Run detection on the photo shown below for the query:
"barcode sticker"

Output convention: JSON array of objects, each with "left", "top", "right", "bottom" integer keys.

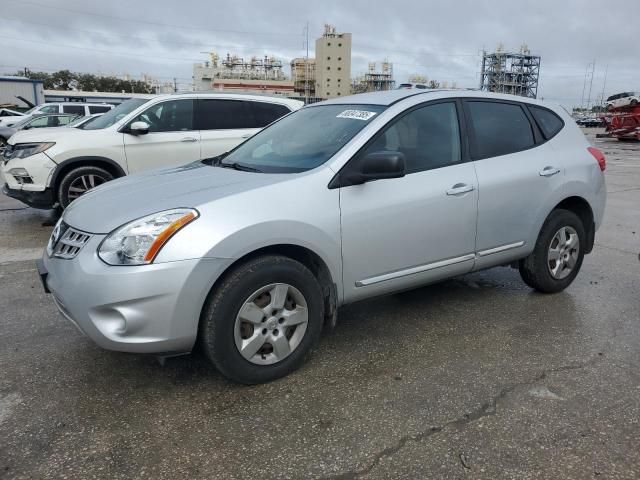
[{"left": 336, "top": 110, "right": 378, "bottom": 121}]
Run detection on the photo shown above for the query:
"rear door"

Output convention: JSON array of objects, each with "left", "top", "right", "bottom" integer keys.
[
  {"left": 464, "top": 99, "right": 564, "bottom": 268},
  {"left": 123, "top": 99, "right": 200, "bottom": 173},
  {"left": 196, "top": 99, "right": 292, "bottom": 159},
  {"left": 196, "top": 99, "right": 258, "bottom": 159}
]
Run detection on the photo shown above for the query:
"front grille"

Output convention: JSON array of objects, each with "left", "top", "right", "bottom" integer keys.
[{"left": 51, "top": 225, "right": 91, "bottom": 259}]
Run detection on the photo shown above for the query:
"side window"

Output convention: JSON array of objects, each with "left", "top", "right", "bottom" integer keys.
[
  {"left": 246, "top": 102, "right": 291, "bottom": 128},
  {"left": 361, "top": 102, "right": 461, "bottom": 174},
  {"left": 131, "top": 99, "right": 194, "bottom": 132},
  {"left": 55, "top": 115, "right": 76, "bottom": 126},
  {"left": 196, "top": 100, "right": 253, "bottom": 130},
  {"left": 62, "top": 105, "right": 86, "bottom": 115},
  {"left": 88, "top": 105, "right": 111, "bottom": 114},
  {"left": 467, "top": 101, "right": 534, "bottom": 159},
  {"left": 26, "top": 116, "right": 50, "bottom": 128},
  {"left": 529, "top": 106, "right": 564, "bottom": 140},
  {"left": 40, "top": 105, "right": 59, "bottom": 114}
]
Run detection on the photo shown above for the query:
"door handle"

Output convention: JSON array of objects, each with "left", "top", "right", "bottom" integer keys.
[
  {"left": 446, "top": 183, "right": 475, "bottom": 196},
  {"left": 539, "top": 166, "right": 561, "bottom": 177},
  {"left": 180, "top": 137, "right": 198, "bottom": 142},
  {"left": 241, "top": 133, "right": 253, "bottom": 139}
]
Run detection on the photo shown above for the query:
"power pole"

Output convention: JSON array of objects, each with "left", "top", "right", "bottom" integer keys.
[
  {"left": 580, "top": 63, "right": 589, "bottom": 110},
  {"left": 599, "top": 64, "right": 609, "bottom": 107},
  {"left": 586, "top": 60, "right": 595, "bottom": 111},
  {"left": 173, "top": 77, "right": 177, "bottom": 93},
  {"left": 304, "top": 21, "right": 309, "bottom": 104}
]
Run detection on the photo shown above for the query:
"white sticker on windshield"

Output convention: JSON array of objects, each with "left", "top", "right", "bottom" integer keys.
[{"left": 336, "top": 109, "right": 377, "bottom": 121}]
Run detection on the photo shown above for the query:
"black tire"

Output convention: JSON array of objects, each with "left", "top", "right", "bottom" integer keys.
[
  {"left": 631, "top": 99, "right": 638, "bottom": 107},
  {"left": 57, "top": 165, "right": 113, "bottom": 209},
  {"left": 519, "top": 209, "right": 586, "bottom": 293},
  {"left": 199, "top": 255, "right": 324, "bottom": 384},
  {"left": 0, "top": 136, "right": 6, "bottom": 148}
]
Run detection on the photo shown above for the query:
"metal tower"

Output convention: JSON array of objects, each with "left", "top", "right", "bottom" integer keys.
[{"left": 480, "top": 45, "right": 541, "bottom": 98}]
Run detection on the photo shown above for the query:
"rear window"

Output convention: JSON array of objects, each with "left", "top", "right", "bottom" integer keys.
[
  {"left": 62, "top": 105, "right": 86, "bottom": 115},
  {"left": 467, "top": 101, "right": 535, "bottom": 159},
  {"left": 196, "top": 100, "right": 290, "bottom": 130},
  {"left": 88, "top": 105, "right": 112, "bottom": 114},
  {"left": 197, "top": 100, "right": 252, "bottom": 130},
  {"left": 246, "top": 102, "right": 291, "bottom": 127},
  {"left": 529, "top": 106, "right": 564, "bottom": 140}
]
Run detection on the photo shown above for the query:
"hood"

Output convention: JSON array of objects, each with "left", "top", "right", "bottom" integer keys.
[
  {"left": 8, "top": 125, "right": 88, "bottom": 145},
  {"left": 63, "top": 162, "right": 289, "bottom": 233},
  {"left": 0, "top": 115, "right": 29, "bottom": 127}
]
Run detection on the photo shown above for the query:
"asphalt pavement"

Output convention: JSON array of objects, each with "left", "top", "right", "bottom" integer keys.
[{"left": 0, "top": 130, "right": 638, "bottom": 479}]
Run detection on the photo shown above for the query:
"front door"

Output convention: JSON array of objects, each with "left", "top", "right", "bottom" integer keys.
[
  {"left": 124, "top": 99, "right": 200, "bottom": 173},
  {"left": 339, "top": 101, "right": 479, "bottom": 302}
]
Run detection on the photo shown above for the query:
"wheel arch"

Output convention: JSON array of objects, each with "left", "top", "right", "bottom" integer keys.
[
  {"left": 51, "top": 156, "right": 126, "bottom": 200},
  {"left": 202, "top": 243, "right": 339, "bottom": 331},
  {"left": 553, "top": 196, "right": 595, "bottom": 253}
]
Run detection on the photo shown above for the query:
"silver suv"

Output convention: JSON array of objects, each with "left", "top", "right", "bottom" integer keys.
[{"left": 38, "top": 90, "right": 607, "bottom": 384}]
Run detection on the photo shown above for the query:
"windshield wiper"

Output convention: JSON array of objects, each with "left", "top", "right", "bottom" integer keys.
[{"left": 219, "top": 161, "right": 263, "bottom": 173}]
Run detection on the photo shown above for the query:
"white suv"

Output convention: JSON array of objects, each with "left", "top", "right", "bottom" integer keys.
[
  {"left": 605, "top": 92, "right": 640, "bottom": 110},
  {"left": 1, "top": 93, "right": 303, "bottom": 209},
  {"left": 0, "top": 102, "right": 114, "bottom": 127}
]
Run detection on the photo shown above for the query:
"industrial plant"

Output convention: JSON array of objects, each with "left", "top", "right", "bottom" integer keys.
[{"left": 479, "top": 44, "right": 541, "bottom": 98}]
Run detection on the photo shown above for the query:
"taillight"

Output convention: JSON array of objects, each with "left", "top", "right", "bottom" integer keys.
[{"left": 588, "top": 146, "right": 606, "bottom": 172}]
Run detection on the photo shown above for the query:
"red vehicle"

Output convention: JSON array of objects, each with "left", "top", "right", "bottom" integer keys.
[{"left": 601, "top": 105, "right": 640, "bottom": 140}]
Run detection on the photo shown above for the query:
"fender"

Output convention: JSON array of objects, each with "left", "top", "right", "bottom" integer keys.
[{"left": 49, "top": 156, "right": 127, "bottom": 188}]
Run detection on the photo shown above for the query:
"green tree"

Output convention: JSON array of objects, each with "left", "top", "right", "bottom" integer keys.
[{"left": 18, "top": 69, "right": 154, "bottom": 93}]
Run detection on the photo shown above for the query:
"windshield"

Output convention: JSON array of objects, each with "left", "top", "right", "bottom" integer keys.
[
  {"left": 67, "top": 115, "right": 99, "bottom": 129},
  {"left": 83, "top": 98, "right": 150, "bottom": 130},
  {"left": 220, "top": 104, "right": 386, "bottom": 173}
]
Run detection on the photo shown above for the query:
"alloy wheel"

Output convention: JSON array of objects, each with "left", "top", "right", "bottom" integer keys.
[
  {"left": 547, "top": 226, "right": 580, "bottom": 280},
  {"left": 234, "top": 283, "right": 309, "bottom": 365},
  {"left": 67, "top": 174, "right": 107, "bottom": 200}
]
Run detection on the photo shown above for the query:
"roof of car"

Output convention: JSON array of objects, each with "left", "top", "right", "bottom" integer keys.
[
  {"left": 318, "top": 89, "right": 550, "bottom": 107},
  {"left": 164, "top": 91, "right": 304, "bottom": 107}
]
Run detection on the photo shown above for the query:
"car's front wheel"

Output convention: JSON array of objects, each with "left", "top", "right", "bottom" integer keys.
[
  {"left": 57, "top": 165, "right": 113, "bottom": 209},
  {"left": 519, "top": 209, "right": 586, "bottom": 293},
  {"left": 199, "top": 255, "right": 324, "bottom": 384}
]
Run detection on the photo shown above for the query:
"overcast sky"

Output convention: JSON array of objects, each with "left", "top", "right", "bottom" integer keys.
[{"left": 1, "top": 0, "right": 637, "bottom": 108}]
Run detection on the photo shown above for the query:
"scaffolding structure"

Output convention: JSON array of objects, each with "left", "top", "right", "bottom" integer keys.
[
  {"left": 198, "top": 52, "right": 287, "bottom": 81},
  {"left": 290, "top": 58, "right": 316, "bottom": 96},
  {"left": 479, "top": 45, "right": 541, "bottom": 98},
  {"left": 353, "top": 61, "right": 395, "bottom": 93}
]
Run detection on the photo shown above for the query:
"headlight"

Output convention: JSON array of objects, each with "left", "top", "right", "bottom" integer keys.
[
  {"left": 98, "top": 208, "right": 199, "bottom": 265},
  {"left": 4, "top": 142, "right": 55, "bottom": 160}
]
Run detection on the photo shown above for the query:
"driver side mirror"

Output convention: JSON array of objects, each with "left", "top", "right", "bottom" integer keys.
[
  {"left": 129, "top": 121, "right": 150, "bottom": 135},
  {"left": 343, "top": 151, "right": 406, "bottom": 186}
]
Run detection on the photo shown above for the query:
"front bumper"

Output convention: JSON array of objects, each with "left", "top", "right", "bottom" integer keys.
[
  {"left": 1, "top": 151, "right": 58, "bottom": 208},
  {"left": 2, "top": 183, "right": 55, "bottom": 209},
  {"left": 41, "top": 234, "right": 231, "bottom": 354}
]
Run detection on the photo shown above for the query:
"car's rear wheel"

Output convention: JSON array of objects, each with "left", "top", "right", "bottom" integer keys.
[
  {"left": 0, "top": 136, "right": 6, "bottom": 152},
  {"left": 519, "top": 209, "right": 586, "bottom": 293},
  {"left": 199, "top": 255, "right": 324, "bottom": 384},
  {"left": 57, "top": 166, "right": 113, "bottom": 209}
]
